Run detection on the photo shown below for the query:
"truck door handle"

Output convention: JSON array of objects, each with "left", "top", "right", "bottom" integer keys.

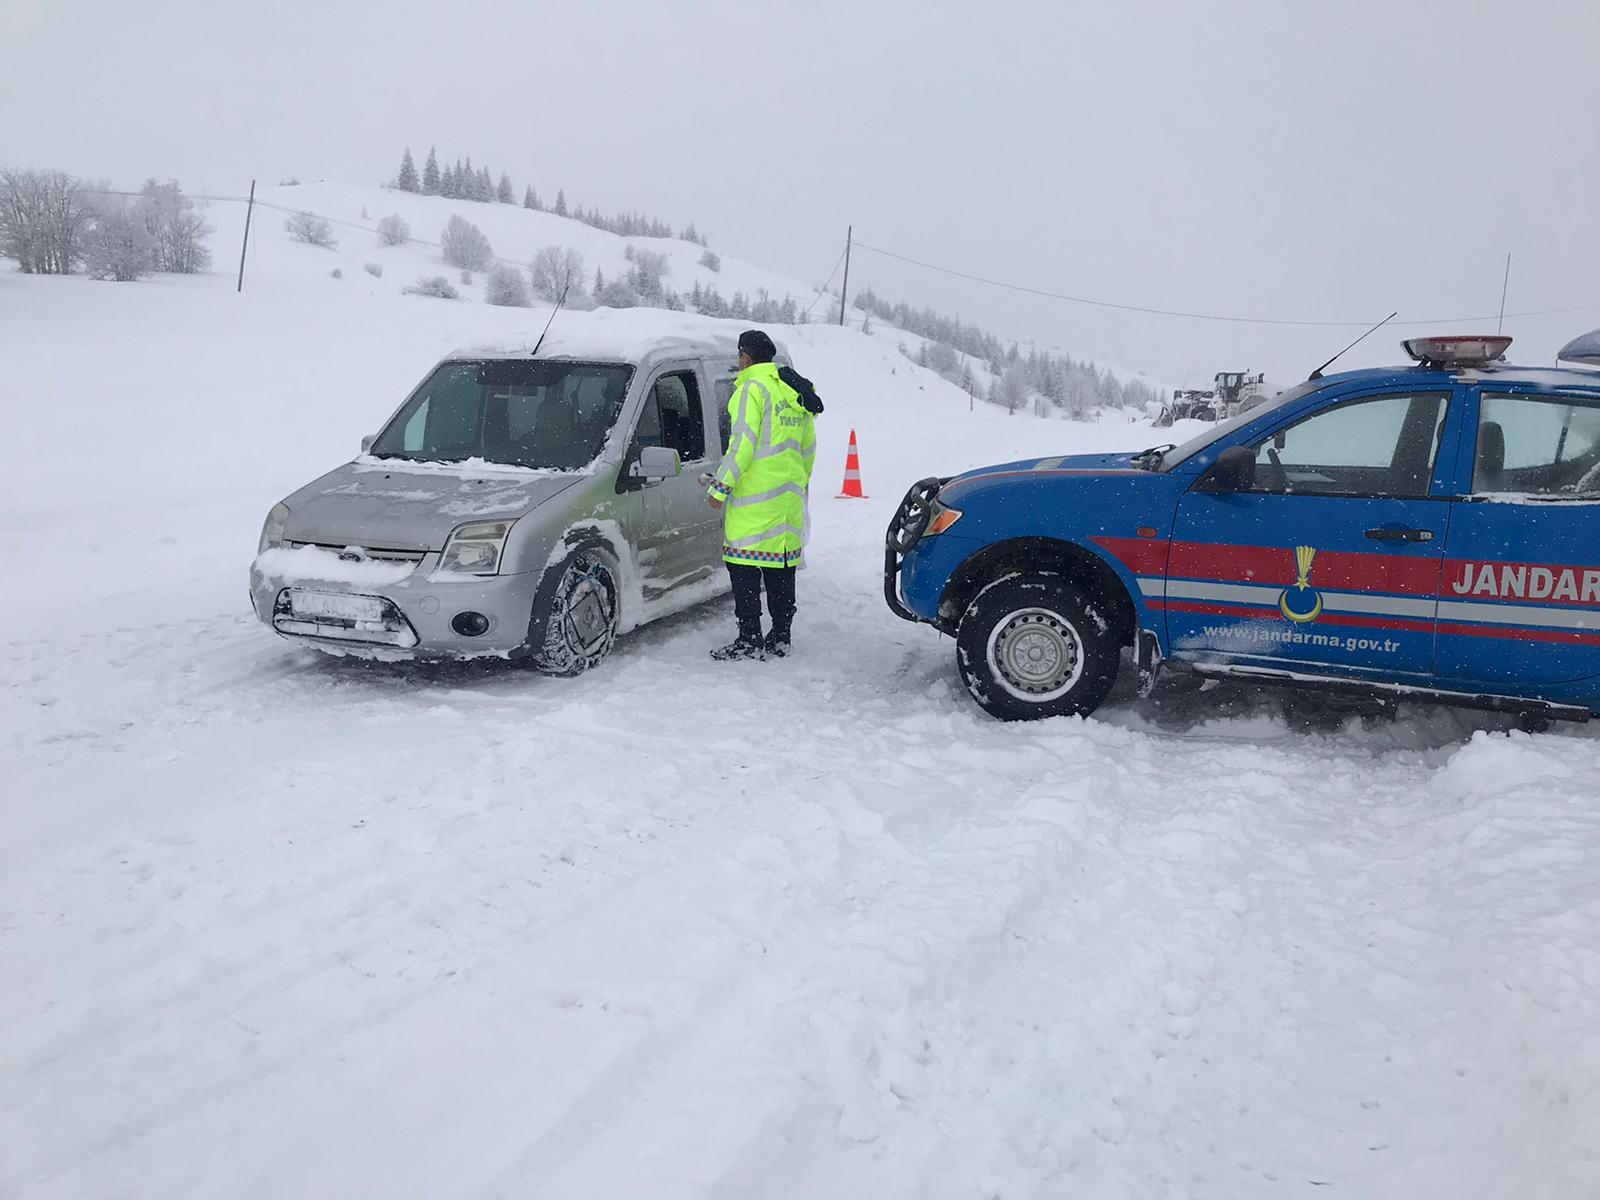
[{"left": 1364, "top": 527, "right": 1434, "bottom": 543}]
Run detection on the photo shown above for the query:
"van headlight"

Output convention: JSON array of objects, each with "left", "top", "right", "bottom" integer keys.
[
  {"left": 438, "top": 520, "right": 514, "bottom": 577},
  {"left": 258, "top": 502, "right": 290, "bottom": 553}
]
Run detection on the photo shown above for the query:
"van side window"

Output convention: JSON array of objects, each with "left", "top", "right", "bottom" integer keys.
[
  {"left": 713, "top": 375, "right": 737, "bottom": 451},
  {"left": 632, "top": 371, "right": 707, "bottom": 463}
]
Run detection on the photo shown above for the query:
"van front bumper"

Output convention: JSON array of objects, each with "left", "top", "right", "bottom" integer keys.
[{"left": 249, "top": 548, "right": 541, "bottom": 658}]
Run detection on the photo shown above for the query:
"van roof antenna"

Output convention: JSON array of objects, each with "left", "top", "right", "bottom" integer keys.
[
  {"left": 530, "top": 283, "right": 571, "bottom": 358},
  {"left": 1309, "top": 311, "right": 1398, "bottom": 380}
]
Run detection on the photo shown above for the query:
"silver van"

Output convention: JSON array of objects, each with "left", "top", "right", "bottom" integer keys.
[{"left": 250, "top": 319, "right": 785, "bottom": 672}]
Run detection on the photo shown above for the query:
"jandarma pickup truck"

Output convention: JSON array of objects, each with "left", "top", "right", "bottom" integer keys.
[{"left": 886, "top": 332, "right": 1600, "bottom": 723}]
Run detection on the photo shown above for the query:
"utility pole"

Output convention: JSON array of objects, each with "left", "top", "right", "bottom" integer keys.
[
  {"left": 237, "top": 179, "right": 256, "bottom": 293},
  {"left": 837, "top": 225, "right": 852, "bottom": 326},
  {"left": 1497, "top": 252, "right": 1512, "bottom": 334}
]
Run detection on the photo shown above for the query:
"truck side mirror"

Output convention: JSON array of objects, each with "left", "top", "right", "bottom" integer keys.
[
  {"left": 360, "top": 434, "right": 376, "bottom": 454},
  {"left": 1202, "top": 445, "right": 1257, "bottom": 492}
]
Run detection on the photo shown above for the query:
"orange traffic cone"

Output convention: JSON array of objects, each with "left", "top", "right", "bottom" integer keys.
[{"left": 837, "top": 428, "right": 868, "bottom": 498}]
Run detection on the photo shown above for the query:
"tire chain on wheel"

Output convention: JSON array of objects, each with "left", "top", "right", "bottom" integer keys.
[{"left": 531, "top": 548, "right": 620, "bottom": 676}]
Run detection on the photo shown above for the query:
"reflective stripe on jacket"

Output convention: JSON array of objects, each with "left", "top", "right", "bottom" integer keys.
[{"left": 707, "top": 361, "right": 817, "bottom": 567}]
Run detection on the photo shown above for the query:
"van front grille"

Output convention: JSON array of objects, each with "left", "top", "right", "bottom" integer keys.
[{"left": 290, "top": 541, "right": 428, "bottom": 563}]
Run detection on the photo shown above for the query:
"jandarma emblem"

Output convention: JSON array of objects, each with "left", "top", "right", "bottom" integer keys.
[{"left": 1278, "top": 544, "right": 1324, "bottom": 623}]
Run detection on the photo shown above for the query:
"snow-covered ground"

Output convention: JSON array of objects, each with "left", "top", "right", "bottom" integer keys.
[{"left": 5, "top": 211, "right": 1600, "bottom": 1198}]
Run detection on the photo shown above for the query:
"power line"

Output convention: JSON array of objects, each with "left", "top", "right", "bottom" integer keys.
[
  {"left": 801, "top": 244, "right": 849, "bottom": 319},
  {"left": 852, "top": 238, "right": 1600, "bottom": 330}
]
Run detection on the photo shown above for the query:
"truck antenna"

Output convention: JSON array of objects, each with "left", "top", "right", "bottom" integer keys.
[
  {"left": 530, "top": 283, "right": 571, "bottom": 358},
  {"left": 1308, "top": 311, "right": 1398, "bottom": 380}
]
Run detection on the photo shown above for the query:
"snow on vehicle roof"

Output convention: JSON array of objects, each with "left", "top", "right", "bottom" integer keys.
[
  {"left": 446, "top": 307, "right": 789, "bottom": 367},
  {"left": 1452, "top": 363, "right": 1600, "bottom": 389}
]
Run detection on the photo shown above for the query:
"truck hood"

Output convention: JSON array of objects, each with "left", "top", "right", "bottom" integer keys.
[
  {"left": 941, "top": 451, "right": 1143, "bottom": 499},
  {"left": 282, "top": 459, "right": 586, "bottom": 552}
]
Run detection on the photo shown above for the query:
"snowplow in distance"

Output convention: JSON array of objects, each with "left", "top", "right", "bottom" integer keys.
[{"left": 1155, "top": 370, "right": 1276, "bottom": 426}]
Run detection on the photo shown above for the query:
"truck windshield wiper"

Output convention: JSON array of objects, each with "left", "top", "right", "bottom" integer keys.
[{"left": 1132, "top": 443, "right": 1175, "bottom": 470}]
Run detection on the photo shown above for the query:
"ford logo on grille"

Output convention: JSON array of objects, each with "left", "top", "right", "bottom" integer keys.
[{"left": 338, "top": 547, "right": 366, "bottom": 563}]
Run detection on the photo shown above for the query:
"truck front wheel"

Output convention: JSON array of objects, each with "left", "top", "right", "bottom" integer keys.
[{"left": 955, "top": 574, "right": 1120, "bottom": 720}]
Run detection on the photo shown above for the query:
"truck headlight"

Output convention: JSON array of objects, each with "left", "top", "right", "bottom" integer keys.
[
  {"left": 438, "top": 520, "right": 514, "bottom": 577},
  {"left": 258, "top": 502, "right": 290, "bottom": 553},
  {"left": 923, "top": 500, "right": 963, "bottom": 536}
]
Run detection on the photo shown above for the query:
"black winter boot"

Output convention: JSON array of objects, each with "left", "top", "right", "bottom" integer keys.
[
  {"left": 763, "top": 628, "right": 791, "bottom": 658},
  {"left": 711, "top": 626, "right": 765, "bottom": 661}
]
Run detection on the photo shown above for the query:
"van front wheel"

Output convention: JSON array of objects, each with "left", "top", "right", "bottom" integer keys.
[
  {"left": 529, "top": 547, "right": 620, "bottom": 676},
  {"left": 955, "top": 575, "right": 1119, "bottom": 720}
]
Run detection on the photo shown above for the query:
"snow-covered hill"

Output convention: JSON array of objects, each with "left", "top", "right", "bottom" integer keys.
[
  {"left": 222, "top": 180, "right": 828, "bottom": 313},
  {"left": 5, "top": 209, "right": 1600, "bottom": 1199}
]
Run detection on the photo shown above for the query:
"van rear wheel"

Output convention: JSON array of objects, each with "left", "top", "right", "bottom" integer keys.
[
  {"left": 529, "top": 547, "right": 620, "bottom": 676},
  {"left": 955, "top": 574, "right": 1119, "bottom": 720}
]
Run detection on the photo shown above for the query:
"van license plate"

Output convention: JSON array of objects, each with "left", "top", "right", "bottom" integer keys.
[{"left": 290, "top": 590, "right": 385, "bottom": 622}]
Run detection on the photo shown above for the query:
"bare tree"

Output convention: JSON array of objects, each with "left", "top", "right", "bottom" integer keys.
[
  {"left": 527, "top": 244, "right": 585, "bottom": 301},
  {"left": 485, "top": 264, "right": 531, "bottom": 307},
  {"left": 82, "top": 197, "right": 153, "bottom": 281},
  {"left": 139, "top": 180, "right": 211, "bottom": 273},
  {"left": 376, "top": 213, "right": 410, "bottom": 247},
  {"left": 440, "top": 215, "right": 492, "bottom": 270},
  {"left": 285, "top": 211, "right": 336, "bottom": 248},
  {"left": 0, "top": 168, "right": 91, "bottom": 274}
]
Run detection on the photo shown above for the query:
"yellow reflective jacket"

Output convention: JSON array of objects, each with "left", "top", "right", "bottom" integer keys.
[{"left": 707, "top": 361, "right": 817, "bottom": 567}]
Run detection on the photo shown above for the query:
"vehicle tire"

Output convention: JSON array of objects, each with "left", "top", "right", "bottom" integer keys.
[
  {"left": 529, "top": 546, "right": 621, "bottom": 676},
  {"left": 955, "top": 574, "right": 1120, "bottom": 721}
]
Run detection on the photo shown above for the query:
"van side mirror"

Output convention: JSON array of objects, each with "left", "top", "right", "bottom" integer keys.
[
  {"left": 1202, "top": 445, "right": 1257, "bottom": 492},
  {"left": 360, "top": 434, "right": 376, "bottom": 454},
  {"left": 632, "top": 445, "right": 682, "bottom": 480}
]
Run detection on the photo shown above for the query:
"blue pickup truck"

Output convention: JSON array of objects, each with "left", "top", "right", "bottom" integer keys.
[{"left": 886, "top": 333, "right": 1600, "bottom": 722}]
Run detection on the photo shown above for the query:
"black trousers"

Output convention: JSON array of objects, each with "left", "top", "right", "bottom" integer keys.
[{"left": 728, "top": 564, "right": 797, "bottom": 636}]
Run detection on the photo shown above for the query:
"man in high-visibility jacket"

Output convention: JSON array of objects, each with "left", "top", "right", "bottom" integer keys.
[{"left": 707, "top": 329, "right": 818, "bottom": 660}]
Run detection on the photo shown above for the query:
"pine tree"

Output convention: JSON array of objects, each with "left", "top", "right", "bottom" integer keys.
[
  {"left": 523, "top": 186, "right": 539, "bottom": 210},
  {"left": 449, "top": 160, "right": 465, "bottom": 199},
  {"left": 463, "top": 158, "right": 476, "bottom": 200},
  {"left": 422, "top": 148, "right": 441, "bottom": 195},
  {"left": 497, "top": 172, "right": 514, "bottom": 204},
  {"left": 397, "top": 148, "right": 419, "bottom": 193},
  {"left": 554, "top": 189, "right": 568, "bottom": 217},
  {"left": 593, "top": 267, "right": 603, "bottom": 294}
]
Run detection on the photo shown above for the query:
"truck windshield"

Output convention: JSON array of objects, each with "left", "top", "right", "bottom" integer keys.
[
  {"left": 1161, "top": 381, "right": 1317, "bottom": 468},
  {"left": 370, "top": 360, "right": 634, "bottom": 470}
]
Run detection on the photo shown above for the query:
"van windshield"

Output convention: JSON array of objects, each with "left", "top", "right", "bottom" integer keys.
[{"left": 370, "top": 360, "right": 634, "bottom": 470}]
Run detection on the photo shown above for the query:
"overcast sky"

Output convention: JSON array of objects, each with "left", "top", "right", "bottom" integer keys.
[{"left": 5, "top": 0, "right": 1598, "bottom": 384}]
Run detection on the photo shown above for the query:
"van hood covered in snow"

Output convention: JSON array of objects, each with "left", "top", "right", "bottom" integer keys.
[{"left": 282, "top": 459, "right": 585, "bottom": 551}]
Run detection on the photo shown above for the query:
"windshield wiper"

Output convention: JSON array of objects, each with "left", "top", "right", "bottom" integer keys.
[{"left": 1131, "top": 443, "right": 1175, "bottom": 470}]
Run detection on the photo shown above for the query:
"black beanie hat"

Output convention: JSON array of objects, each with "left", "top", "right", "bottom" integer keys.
[{"left": 738, "top": 329, "right": 777, "bottom": 362}]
